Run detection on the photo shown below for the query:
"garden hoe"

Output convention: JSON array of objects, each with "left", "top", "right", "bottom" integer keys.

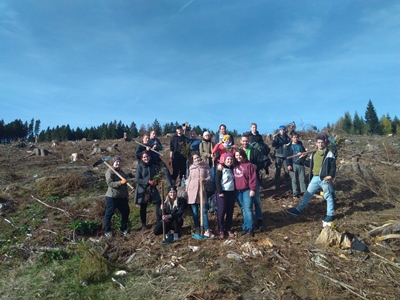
[{"left": 93, "top": 156, "right": 135, "bottom": 191}]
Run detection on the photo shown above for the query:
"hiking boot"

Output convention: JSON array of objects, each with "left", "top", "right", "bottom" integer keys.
[
  {"left": 240, "top": 229, "right": 249, "bottom": 236},
  {"left": 248, "top": 229, "right": 254, "bottom": 237},
  {"left": 120, "top": 230, "right": 128, "bottom": 236},
  {"left": 104, "top": 232, "right": 113, "bottom": 238},
  {"left": 286, "top": 208, "right": 300, "bottom": 217},
  {"left": 257, "top": 219, "right": 266, "bottom": 232},
  {"left": 204, "top": 230, "right": 214, "bottom": 238}
]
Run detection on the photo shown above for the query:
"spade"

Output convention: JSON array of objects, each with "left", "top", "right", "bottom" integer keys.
[{"left": 93, "top": 156, "right": 135, "bottom": 191}]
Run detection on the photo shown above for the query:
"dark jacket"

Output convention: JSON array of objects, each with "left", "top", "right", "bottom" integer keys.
[
  {"left": 134, "top": 160, "right": 161, "bottom": 204},
  {"left": 157, "top": 197, "right": 185, "bottom": 220},
  {"left": 272, "top": 134, "right": 291, "bottom": 158},
  {"left": 240, "top": 145, "right": 265, "bottom": 181},
  {"left": 286, "top": 141, "right": 307, "bottom": 167},
  {"left": 149, "top": 137, "right": 163, "bottom": 161},
  {"left": 170, "top": 134, "right": 189, "bottom": 160},
  {"left": 308, "top": 150, "right": 336, "bottom": 180}
]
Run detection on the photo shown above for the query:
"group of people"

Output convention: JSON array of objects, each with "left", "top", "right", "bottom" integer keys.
[{"left": 103, "top": 123, "right": 337, "bottom": 241}]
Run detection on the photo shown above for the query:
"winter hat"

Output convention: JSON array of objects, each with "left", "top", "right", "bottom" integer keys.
[
  {"left": 113, "top": 156, "right": 121, "bottom": 163},
  {"left": 203, "top": 131, "right": 210, "bottom": 138},
  {"left": 168, "top": 186, "right": 177, "bottom": 192},
  {"left": 220, "top": 152, "right": 233, "bottom": 164},
  {"left": 279, "top": 125, "right": 286, "bottom": 130},
  {"left": 223, "top": 134, "right": 231, "bottom": 141}
]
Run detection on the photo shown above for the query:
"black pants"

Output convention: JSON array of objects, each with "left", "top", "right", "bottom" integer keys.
[
  {"left": 171, "top": 157, "right": 187, "bottom": 181},
  {"left": 139, "top": 202, "right": 161, "bottom": 225},
  {"left": 153, "top": 217, "right": 184, "bottom": 235},
  {"left": 104, "top": 196, "right": 130, "bottom": 232}
]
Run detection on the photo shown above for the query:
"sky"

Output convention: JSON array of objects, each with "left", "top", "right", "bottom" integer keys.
[{"left": 1, "top": 0, "right": 399, "bottom": 135}]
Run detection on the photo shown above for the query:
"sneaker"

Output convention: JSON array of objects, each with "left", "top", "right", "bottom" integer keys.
[
  {"left": 104, "top": 232, "right": 113, "bottom": 237},
  {"left": 240, "top": 230, "right": 248, "bottom": 236},
  {"left": 204, "top": 230, "right": 214, "bottom": 238},
  {"left": 248, "top": 229, "right": 254, "bottom": 237},
  {"left": 323, "top": 216, "right": 334, "bottom": 222},
  {"left": 227, "top": 231, "right": 234, "bottom": 238},
  {"left": 286, "top": 208, "right": 300, "bottom": 217},
  {"left": 293, "top": 193, "right": 299, "bottom": 199},
  {"left": 141, "top": 225, "right": 146, "bottom": 232},
  {"left": 120, "top": 230, "right": 128, "bottom": 236},
  {"left": 219, "top": 232, "right": 225, "bottom": 239}
]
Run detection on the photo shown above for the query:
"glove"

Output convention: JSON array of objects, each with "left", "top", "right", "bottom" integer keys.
[
  {"left": 120, "top": 179, "right": 127, "bottom": 184},
  {"left": 169, "top": 158, "right": 172, "bottom": 166}
]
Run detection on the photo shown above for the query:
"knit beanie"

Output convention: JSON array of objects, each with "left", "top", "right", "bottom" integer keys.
[{"left": 223, "top": 134, "right": 231, "bottom": 141}]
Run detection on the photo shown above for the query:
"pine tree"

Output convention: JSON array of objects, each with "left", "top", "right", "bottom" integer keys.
[
  {"left": 151, "top": 118, "right": 162, "bottom": 136},
  {"left": 353, "top": 112, "right": 364, "bottom": 135},
  {"left": 343, "top": 111, "right": 353, "bottom": 133},
  {"left": 364, "top": 100, "right": 381, "bottom": 134}
]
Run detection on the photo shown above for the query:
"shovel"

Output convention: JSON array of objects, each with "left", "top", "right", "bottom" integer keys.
[
  {"left": 93, "top": 156, "right": 135, "bottom": 191},
  {"left": 134, "top": 140, "right": 164, "bottom": 156}
]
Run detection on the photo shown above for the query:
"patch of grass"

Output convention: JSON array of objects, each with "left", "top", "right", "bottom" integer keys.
[{"left": 69, "top": 220, "right": 100, "bottom": 235}]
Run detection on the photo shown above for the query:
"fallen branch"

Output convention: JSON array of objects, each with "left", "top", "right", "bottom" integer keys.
[
  {"left": 370, "top": 250, "right": 400, "bottom": 270},
  {"left": 31, "top": 195, "right": 71, "bottom": 218},
  {"left": 306, "top": 269, "right": 368, "bottom": 300}
]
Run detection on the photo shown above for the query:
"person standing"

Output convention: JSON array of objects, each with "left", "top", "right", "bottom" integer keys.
[
  {"left": 214, "top": 124, "right": 234, "bottom": 145},
  {"left": 199, "top": 131, "right": 214, "bottom": 168},
  {"left": 169, "top": 125, "right": 189, "bottom": 186},
  {"left": 239, "top": 135, "right": 266, "bottom": 232},
  {"left": 186, "top": 152, "right": 214, "bottom": 238},
  {"left": 134, "top": 151, "right": 162, "bottom": 231},
  {"left": 215, "top": 153, "right": 235, "bottom": 239},
  {"left": 104, "top": 157, "right": 130, "bottom": 237},
  {"left": 234, "top": 149, "right": 258, "bottom": 237},
  {"left": 189, "top": 130, "right": 201, "bottom": 152},
  {"left": 286, "top": 132, "right": 307, "bottom": 198},
  {"left": 286, "top": 134, "right": 337, "bottom": 224},
  {"left": 272, "top": 125, "right": 291, "bottom": 190}
]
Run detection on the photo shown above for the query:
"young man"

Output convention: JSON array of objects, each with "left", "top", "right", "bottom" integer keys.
[
  {"left": 286, "top": 134, "right": 336, "bottom": 224},
  {"left": 272, "top": 125, "right": 291, "bottom": 190},
  {"left": 188, "top": 130, "right": 201, "bottom": 152},
  {"left": 247, "top": 123, "right": 271, "bottom": 176},
  {"left": 286, "top": 132, "right": 307, "bottom": 198},
  {"left": 169, "top": 125, "right": 189, "bottom": 186},
  {"left": 214, "top": 124, "right": 234, "bottom": 145},
  {"left": 239, "top": 135, "right": 266, "bottom": 232}
]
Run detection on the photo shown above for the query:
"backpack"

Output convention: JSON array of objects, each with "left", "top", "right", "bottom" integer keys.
[
  {"left": 250, "top": 142, "right": 272, "bottom": 171},
  {"left": 327, "top": 136, "right": 338, "bottom": 157},
  {"left": 207, "top": 193, "right": 218, "bottom": 215}
]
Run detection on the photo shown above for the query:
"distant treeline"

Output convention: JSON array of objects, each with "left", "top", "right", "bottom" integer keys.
[
  {"left": 1, "top": 100, "right": 397, "bottom": 143},
  {"left": 0, "top": 118, "right": 218, "bottom": 143}
]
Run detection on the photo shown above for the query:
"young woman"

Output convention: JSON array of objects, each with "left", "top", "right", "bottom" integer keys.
[
  {"left": 215, "top": 153, "right": 235, "bottom": 239},
  {"left": 185, "top": 152, "right": 214, "bottom": 238},
  {"left": 153, "top": 186, "right": 185, "bottom": 242},
  {"left": 212, "top": 135, "right": 236, "bottom": 164},
  {"left": 104, "top": 157, "right": 130, "bottom": 237},
  {"left": 233, "top": 149, "right": 258, "bottom": 237},
  {"left": 134, "top": 151, "right": 162, "bottom": 231},
  {"left": 199, "top": 131, "right": 214, "bottom": 168}
]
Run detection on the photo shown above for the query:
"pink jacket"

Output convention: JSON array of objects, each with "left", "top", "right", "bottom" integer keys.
[
  {"left": 233, "top": 162, "right": 257, "bottom": 191},
  {"left": 186, "top": 162, "right": 211, "bottom": 204}
]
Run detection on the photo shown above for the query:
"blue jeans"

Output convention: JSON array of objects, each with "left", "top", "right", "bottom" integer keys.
[
  {"left": 190, "top": 204, "right": 210, "bottom": 231},
  {"left": 296, "top": 176, "right": 335, "bottom": 217},
  {"left": 253, "top": 180, "right": 263, "bottom": 220},
  {"left": 236, "top": 190, "right": 254, "bottom": 230}
]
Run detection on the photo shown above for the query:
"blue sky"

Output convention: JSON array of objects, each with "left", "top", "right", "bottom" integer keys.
[{"left": 1, "top": 0, "right": 399, "bottom": 135}]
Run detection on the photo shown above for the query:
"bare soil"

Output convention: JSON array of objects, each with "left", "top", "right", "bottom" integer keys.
[{"left": 1, "top": 134, "right": 399, "bottom": 299}]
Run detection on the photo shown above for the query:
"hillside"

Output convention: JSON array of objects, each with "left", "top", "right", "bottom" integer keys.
[{"left": 1, "top": 134, "right": 399, "bottom": 299}]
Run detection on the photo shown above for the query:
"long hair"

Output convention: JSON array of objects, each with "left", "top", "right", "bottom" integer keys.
[{"left": 235, "top": 148, "right": 249, "bottom": 163}]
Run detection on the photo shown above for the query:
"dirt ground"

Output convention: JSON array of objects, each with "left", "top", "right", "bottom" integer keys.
[{"left": 1, "top": 133, "right": 400, "bottom": 299}]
